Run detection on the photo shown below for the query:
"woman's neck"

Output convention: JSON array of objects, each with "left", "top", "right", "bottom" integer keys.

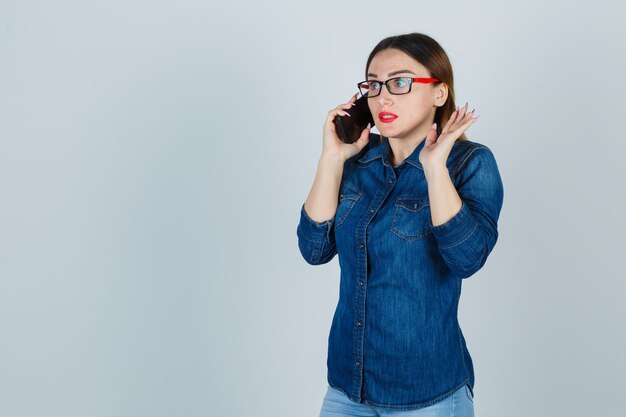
[{"left": 384, "top": 120, "right": 433, "bottom": 165}]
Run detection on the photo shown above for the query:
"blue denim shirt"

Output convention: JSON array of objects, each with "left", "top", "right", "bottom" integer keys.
[{"left": 296, "top": 133, "right": 504, "bottom": 410}]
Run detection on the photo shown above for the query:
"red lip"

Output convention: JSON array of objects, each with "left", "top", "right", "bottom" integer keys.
[{"left": 378, "top": 112, "right": 398, "bottom": 123}]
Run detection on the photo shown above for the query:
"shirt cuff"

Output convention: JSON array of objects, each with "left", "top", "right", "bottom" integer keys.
[
  {"left": 430, "top": 201, "right": 479, "bottom": 249},
  {"left": 298, "top": 203, "right": 335, "bottom": 243}
]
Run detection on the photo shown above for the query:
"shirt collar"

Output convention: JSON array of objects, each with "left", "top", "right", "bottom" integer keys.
[{"left": 358, "top": 134, "right": 427, "bottom": 170}]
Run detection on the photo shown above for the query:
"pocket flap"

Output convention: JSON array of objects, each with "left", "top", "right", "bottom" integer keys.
[{"left": 395, "top": 197, "right": 429, "bottom": 212}]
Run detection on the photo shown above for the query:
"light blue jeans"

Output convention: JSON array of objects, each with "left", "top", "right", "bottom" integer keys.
[{"left": 319, "top": 384, "right": 474, "bottom": 417}]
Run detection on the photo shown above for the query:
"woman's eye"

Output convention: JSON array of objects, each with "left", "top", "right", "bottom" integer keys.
[
  {"left": 370, "top": 82, "right": 381, "bottom": 89},
  {"left": 394, "top": 78, "right": 409, "bottom": 88}
]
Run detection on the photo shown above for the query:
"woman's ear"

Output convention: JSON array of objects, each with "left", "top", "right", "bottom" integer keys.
[{"left": 434, "top": 83, "right": 449, "bottom": 107}]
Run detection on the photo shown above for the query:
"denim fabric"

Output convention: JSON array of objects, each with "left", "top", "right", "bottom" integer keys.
[
  {"left": 319, "top": 383, "right": 474, "bottom": 416},
  {"left": 297, "top": 134, "right": 503, "bottom": 410}
]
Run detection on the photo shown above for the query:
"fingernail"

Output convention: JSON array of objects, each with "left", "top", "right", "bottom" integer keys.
[{"left": 465, "top": 102, "right": 468, "bottom": 108}]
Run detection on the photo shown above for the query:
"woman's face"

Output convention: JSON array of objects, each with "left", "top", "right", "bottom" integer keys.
[{"left": 366, "top": 48, "right": 445, "bottom": 140}]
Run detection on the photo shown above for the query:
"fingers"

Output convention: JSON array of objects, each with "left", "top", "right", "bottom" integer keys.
[
  {"left": 437, "top": 102, "right": 479, "bottom": 143},
  {"left": 458, "top": 102, "right": 468, "bottom": 118},
  {"left": 448, "top": 102, "right": 479, "bottom": 128},
  {"left": 342, "top": 93, "right": 359, "bottom": 112},
  {"left": 341, "top": 93, "right": 359, "bottom": 111},
  {"left": 326, "top": 95, "right": 358, "bottom": 120},
  {"left": 454, "top": 102, "right": 479, "bottom": 120},
  {"left": 326, "top": 105, "right": 348, "bottom": 121}
]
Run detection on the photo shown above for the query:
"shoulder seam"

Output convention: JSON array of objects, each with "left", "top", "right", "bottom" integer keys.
[{"left": 454, "top": 145, "right": 489, "bottom": 173}]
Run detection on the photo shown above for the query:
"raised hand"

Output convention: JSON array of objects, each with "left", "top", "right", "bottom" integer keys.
[{"left": 419, "top": 102, "right": 479, "bottom": 172}]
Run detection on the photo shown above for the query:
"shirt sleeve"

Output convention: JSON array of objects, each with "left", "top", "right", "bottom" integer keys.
[
  {"left": 296, "top": 203, "right": 338, "bottom": 265},
  {"left": 430, "top": 146, "right": 504, "bottom": 278}
]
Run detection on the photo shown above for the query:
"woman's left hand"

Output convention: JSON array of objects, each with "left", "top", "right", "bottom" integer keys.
[{"left": 419, "top": 102, "right": 479, "bottom": 172}]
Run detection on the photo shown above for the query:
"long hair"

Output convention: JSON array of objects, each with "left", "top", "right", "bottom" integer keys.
[{"left": 365, "top": 33, "right": 467, "bottom": 141}]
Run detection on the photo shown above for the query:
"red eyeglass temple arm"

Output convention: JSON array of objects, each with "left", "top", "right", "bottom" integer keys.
[{"left": 413, "top": 77, "right": 439, "bottom": 83}]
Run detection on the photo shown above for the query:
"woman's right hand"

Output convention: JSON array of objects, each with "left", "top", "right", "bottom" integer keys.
[{"left": 322, "top": 93, "right": 371, "bottom": 161}]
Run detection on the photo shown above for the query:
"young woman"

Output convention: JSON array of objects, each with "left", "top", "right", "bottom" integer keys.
[{"left": 296, "top": 32, "right": 504, "bottom": 417}]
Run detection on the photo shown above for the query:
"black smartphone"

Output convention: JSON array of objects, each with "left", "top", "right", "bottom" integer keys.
[{"left": 333, "top": 95, "right": 375, "bottom": 144}]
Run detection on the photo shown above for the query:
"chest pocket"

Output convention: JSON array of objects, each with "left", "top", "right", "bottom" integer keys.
[
  {"left": 390, "top": 196, "right": 432, "bottom": 241},
  {"left": 335, "top": 186, "right": 362, "bottom": 228}
]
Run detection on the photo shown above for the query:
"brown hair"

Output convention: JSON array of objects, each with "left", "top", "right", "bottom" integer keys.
[{"left": 365, "top": 33, "right": 467, "bottom": 141}]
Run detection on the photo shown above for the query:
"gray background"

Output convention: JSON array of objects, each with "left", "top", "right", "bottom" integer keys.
[{"left": 1, "top": 1, "right": 625, "bottom": 416}]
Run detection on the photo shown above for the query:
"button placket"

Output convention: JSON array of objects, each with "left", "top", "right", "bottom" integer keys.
[
  {"left": 351, "top": 180, "right": 396, "bottom": 399},
  {"left": 353, "top": 204, "right": 369, "bottom": 397}
]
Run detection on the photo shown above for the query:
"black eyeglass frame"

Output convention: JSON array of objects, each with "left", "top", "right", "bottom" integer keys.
[{"left": 357, "top": 77, "right": 440, "bottom": 98}]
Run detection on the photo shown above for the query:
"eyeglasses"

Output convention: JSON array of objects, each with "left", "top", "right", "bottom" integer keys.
[{"left": 357, "top": 77, "right": 440, "bottom": 98}]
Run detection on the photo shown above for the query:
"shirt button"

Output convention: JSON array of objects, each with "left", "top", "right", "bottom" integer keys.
[
  {"left": 355, "top": 361, "right": 360, "bottom": 367},
  {"left": 358, "top": 281, "right": 364, "bottom": 286},
  {"left": 388, "top": 178, "right": 394, "bottom": 184},
  {"left": 369, "top": 208, "right": 374, "bottom": 213},
  {"left": 358, "top": 243, "right": 364, "bottom": 249},
  {"left": 356, "top": 321, "right": 362, "bottom": 327}
]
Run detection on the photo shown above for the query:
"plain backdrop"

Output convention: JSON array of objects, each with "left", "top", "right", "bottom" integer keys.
[{"left": 1, "top": 1, "right": 625, "bottom": 416}]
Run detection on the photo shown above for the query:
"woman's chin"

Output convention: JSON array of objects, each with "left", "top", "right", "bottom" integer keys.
[{"left": 377, "top": 125, "right": 403, "bottom": 139}]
